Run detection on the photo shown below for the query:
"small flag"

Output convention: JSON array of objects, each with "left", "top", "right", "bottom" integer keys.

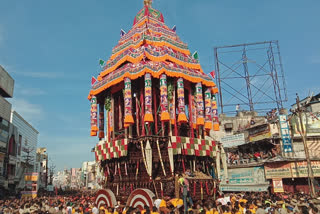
[
  {"left": 99, "top": 59, "right": 105, "bottom": 67},
  {"left": 120, "top": 29, "right": 126, "bottom": 37},
  {"left": 192, "top": 51, "right": 199, "bottom": 60},
  {"left": 91, "top": 77, "right": 97, "bottom": 86},
  {"left": 172, "top": 25, "right": 176, "bottom": 32},
  {"left": 210, "top": 71, "right": 215, "bottom": 79}
]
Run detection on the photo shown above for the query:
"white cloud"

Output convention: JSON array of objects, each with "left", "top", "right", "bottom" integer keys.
[
  {"left": 11, "top": 98, "right": 45, "bottom": 123},
  {"left": 15, "top": 85, "right": 47, "bottom": 96},
  {"left": 10, "top": 71, "right": 63, "bottom": 79},
  {"left": 308, "top": 55, "right": 320, "bottom": 64}
]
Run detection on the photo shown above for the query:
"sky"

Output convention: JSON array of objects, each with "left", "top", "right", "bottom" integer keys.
[{"left": 0, "top": 0, "right": 319, "bottom": 171}]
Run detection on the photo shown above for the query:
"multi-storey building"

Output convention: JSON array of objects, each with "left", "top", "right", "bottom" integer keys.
[
  {"left": 10, "top": 111, "right": 39, "bottom": 189},
  {"left": 0, "top": 66, "right": 14, "bottom": 191},
  {"left": 35, "top": 147, "right": 48, "bottom": 189}
]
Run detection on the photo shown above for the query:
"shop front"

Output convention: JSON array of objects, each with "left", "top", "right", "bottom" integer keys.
[
  {"left": 220, "top": 166, "right": 270, "bottom": 192},
  {"left": 264, "top": 161, "right": 320, "bottom": 194}
]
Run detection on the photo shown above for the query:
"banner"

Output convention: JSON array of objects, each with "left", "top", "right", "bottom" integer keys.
[
  {"left": 124, "top": 78, "right": 134, "bottom": 125},
  {"left": 279, "top": 114, "right": 293, "bottom": 153},
  {"left": 248, "top": 124, "right": 271, "bottom": 142},
  {"left": 220, "top": 167, "right": 269, "bottom": 192},
  {"left": 211, "top": 93, "right": 219, "bottom": 131},
  {"left": 221, "top": 133, "right": 246, "bottom": 148},
  {"left": 177, "top": 78, "right": 187, "bottom": 123},
  {"left": 99, "top": 102, "right": 104, "bottom": 138},
  {"left": 160, "top": 74, "right": 170, "bottom": 121},
  {"left": 291, "top": 112, "right": 320, "bottom": 136},
  {"left": 144, "top": 73, "right": 154, "bottom": 122},
  {"left": 264, "top": 163, "right": 292, "bottom": 179},
  {"left": 272, "top": 178, "right": 284, "bottom": 193},
  {"left": 204, "top": 88, "right": 212, "bottom": 130},
  {"left": 196, "top": 83, "right": 204, "bottom": 126},
  {"left": 90, "top": 96, "right": 98, "bottom": 136},
  {"left": 191, "top": 95, "right": 197, "bottom": 129}
]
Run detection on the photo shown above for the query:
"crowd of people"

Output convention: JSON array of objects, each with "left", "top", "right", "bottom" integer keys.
[
  {"left": 227, "top": 145, "right": 280, "bottom": 165},
  {"left": 0, "top": 190, "right": 320, "bottom": 214}
]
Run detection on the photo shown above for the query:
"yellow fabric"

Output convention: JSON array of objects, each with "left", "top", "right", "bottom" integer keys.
[
  {"left": 169, "top": 198, "right": 183, "bottom": 207},
  {"left": 141, "top": 210, "right": 146, "bottom": 214},
  {"left": 159, "top": 199, "right": 167, "bottom": 208},
  {"left": 239, "top": 199, "right": 247, "bottom": 204}
]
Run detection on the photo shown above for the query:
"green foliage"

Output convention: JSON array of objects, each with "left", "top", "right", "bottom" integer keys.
[
  {"left": 105, "top": 96, "right": 111, "bottom": 111},
  {"left": 167, "top": 79, "right": 174, "bottom": 102}
]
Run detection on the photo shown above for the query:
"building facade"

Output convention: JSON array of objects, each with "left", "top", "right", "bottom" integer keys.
[
  {"left": 10, "top": 111, "right": 39, "bottom": 190},
  {"left": 35, "top": 147, "right": 48, "bottom": 189},
  {"left": 0, "top": 66, "right": 14, "bottom": 191}
]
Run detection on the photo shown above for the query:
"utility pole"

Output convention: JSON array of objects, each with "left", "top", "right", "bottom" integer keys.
[{"left": 296, "top": 93, "right": 316, "bottom": 197}]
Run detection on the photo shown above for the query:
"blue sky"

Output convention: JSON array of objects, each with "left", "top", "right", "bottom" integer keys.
[{"left": 0, "top": 0, "right": 319, "bottom": 170}]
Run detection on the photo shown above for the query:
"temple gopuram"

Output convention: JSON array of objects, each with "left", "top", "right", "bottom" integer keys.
[{"left": 89, "top": 0, "right": 221, "bottom": 209}]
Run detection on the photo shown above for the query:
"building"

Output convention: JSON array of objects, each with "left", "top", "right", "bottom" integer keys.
[
  {"left": 215, "top": 110, "right": 281, "bottom": 192},
  {"left": 0, "top": 66, "right": 14, "bottom": 191},
  {"left": 81, "top": 161, "right": 102, "bottom": 190},
  {"left": 35, "top": 148, "right": 48, "bottom": 189},
  {"left": 10, "top": 111, "right": 39, "bottom": 189}
]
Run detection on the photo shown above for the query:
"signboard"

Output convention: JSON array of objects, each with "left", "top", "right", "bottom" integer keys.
[
  {"left": 248, "top": 124, "right": 271, "bottom": 142},
  {"left": 279, "top": 115, "right": 293, "bottom": 153},
  {"left": 264, "top": 163, "right": 292, "bottom": 179},
  {"left": 220, "top": 167, "right": 269, "bottom": 192},
  {"left": 21, "top": 191, "right": 37, "bottom": 199},
  {"left": 291, "top": 112, "right": 320, "bottom": 136},
  {"left": 272, "top": 178, "right": 284, "bottom": 193},
  {"left": 265, "top": 161, "right": 320, "bottom": 179},
  {"left": 221, "top": 133, "right": 245, "bottom": 148},
  {"left": 291, "top": 161, "right": 320, "bottom": 177},
  {"left": 25, "top": 173, "right": 38, "bottom": 182}
]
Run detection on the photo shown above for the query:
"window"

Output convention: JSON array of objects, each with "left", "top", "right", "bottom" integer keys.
[{"left": 19, "top": 135, "right": 22, "bottom": 155}]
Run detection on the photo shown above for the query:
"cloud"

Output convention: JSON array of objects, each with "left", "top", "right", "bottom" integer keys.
[
  {"left": 307, "top": 55, "right": 320, "bottom": 64},
  {"left": 11, "top": 98, "right": 45, "bottom": 123},
  {"left": 10, "top": 71, "right": 63, "bottom": 79},
  {"left": 15, "top": 86, "right": 47, "bottom": 96}
]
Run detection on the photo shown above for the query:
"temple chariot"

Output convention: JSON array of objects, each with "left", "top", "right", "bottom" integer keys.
[{"left": 88, "top": 0, "right": 221, "bottom": 209}]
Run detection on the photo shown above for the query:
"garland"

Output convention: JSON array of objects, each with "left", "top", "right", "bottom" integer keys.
[
  {"left": 160, "top": 74, "right": 170, "bottom": 121},
  {"left": 204, "top": 88, "right": 212, "bottom": 130},
  {"left": 177, "top": 78, "right": 188, "bottom": 123}
]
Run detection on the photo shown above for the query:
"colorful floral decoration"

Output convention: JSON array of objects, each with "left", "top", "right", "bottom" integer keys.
[
  {"left": 160, "top": 74, "right": 170, "bottom": 121},
  {"left": 90, "top": 96, "right": 98, "bottom": 136},
  {"left": 204, "top": 88, "right": 212, "bottom": 130},
  {"left": 124, "top": 77, "right": 134, "bottom": 126},
  {"left": 109, "top": 109, "right": 113, "bottom": 133},
  {"left": 177, "top": 78, "right": 188, "bottom": 123},
  {"left": 144, "top": 73, "right": 154, "bottom": 122},
  {"left": 169, "top": 92, "right": 176, "bottom": 125},
  {"left": 192, "top": 95, "right": 197, "bottom": 129},
  {"left": 211, "top": 92, "right": 220, "bottom": 131},
  {"left": 196, "top": 83, "right": 204, "bottom": 126},
  {"left": 99, "top": 102, "right": 105, "bottom": 138}
]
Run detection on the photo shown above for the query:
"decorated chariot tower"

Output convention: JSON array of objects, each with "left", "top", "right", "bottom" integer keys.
[{"left": 89, "top": 0, "right": 221, "bottom": 209}]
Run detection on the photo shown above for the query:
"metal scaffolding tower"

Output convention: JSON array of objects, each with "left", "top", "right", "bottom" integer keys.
[{"left": 214, "top": 41, "right": 287, "bottom": 114}]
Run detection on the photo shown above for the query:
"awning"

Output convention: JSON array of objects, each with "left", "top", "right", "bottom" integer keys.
[{"left": 220, "top": 183, "right": 269, "bottom": 192}]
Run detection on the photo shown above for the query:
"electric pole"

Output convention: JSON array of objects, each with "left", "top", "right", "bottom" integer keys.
[{"left": 296, "top": 93, "right": 316, "bottom": 197}]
